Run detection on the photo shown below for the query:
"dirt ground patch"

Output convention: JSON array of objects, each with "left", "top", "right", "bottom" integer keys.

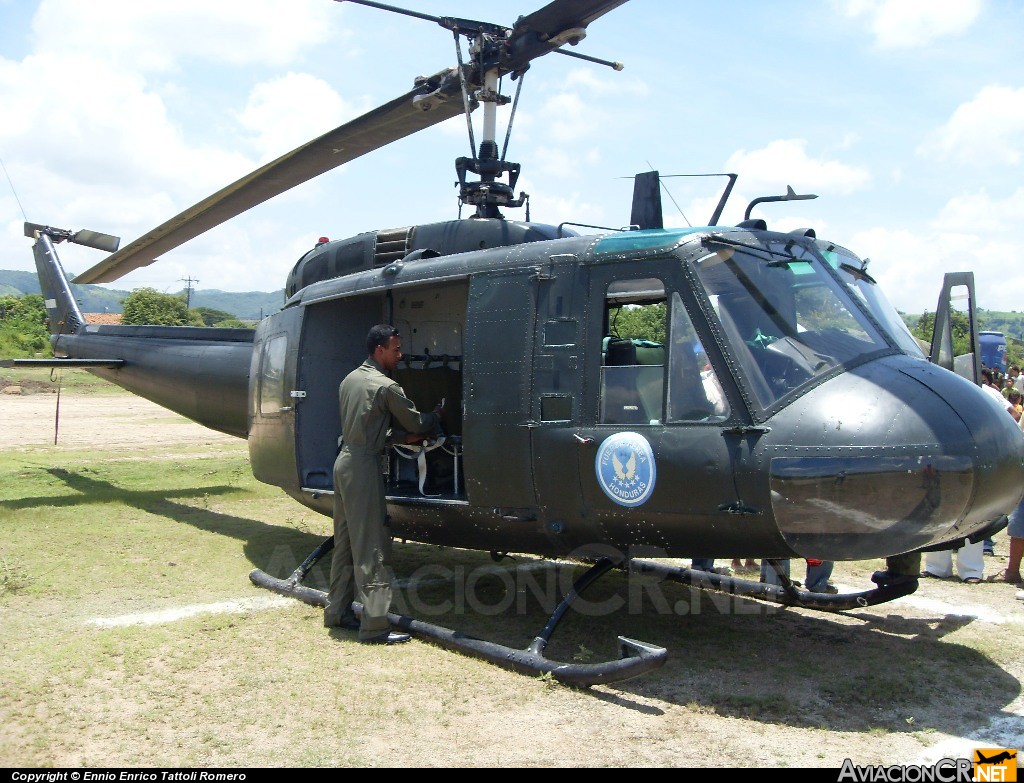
[
  {"left": 0, "top": 391, "right": 240, "bottom": 451},
  {"left": 1, "top": 388, "right": 1022, "bottom": 768}
]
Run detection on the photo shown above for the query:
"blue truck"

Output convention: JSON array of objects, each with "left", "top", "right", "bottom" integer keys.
[{"left": 979, "top": 331, "right": 1008, "bottom": 373}]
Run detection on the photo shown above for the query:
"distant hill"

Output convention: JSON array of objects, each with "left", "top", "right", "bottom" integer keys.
[
  {"left": 0, "top": 269, "right": 283, "bottom": 320},
  {"left": 902, "top": 310, "right": 1024, "bottom": 341}
]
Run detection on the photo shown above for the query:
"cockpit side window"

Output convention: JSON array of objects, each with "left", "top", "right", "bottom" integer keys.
[{"left": 667, "top": 292, "right": 729, "bottom": 422}]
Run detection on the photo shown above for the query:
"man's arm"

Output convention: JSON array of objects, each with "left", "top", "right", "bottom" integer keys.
[{"left": 382, "top": 383, "right": 441, "bottom": 435}]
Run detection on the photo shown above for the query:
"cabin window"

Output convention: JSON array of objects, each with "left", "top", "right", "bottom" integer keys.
[
  {"left": 600, "top": 278, "right": 666, "bottom": 424},
  {"left": 258, "top": 334, "right": 288, "bottom": 416}
]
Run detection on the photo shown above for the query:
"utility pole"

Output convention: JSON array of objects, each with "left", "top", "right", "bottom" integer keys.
[{"left": 180, "top": 275, "right": 199, "bottom": 308}]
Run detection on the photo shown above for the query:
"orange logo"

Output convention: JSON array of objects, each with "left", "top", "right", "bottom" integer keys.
[{"left": 974, "top": 749, "right": 1017, "bottom": 782}]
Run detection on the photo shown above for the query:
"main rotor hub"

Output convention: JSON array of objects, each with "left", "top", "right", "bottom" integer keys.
[{"left": 456, "top": 139, "right": 524, "bottom": 218}]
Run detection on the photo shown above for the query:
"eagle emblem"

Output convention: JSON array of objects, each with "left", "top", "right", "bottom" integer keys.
[
  {"left": 612, "top": 449, "right": 637, "bottom": 482},
  {"left": 595, "top": 432, "right": 657, "bottom": 507}
]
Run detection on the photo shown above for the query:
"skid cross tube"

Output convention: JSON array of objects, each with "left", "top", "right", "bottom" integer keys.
[
  {"left": 250, "top": 543, "right": 666, "bottom": 686},
  {"left": 526, "top": 556, "right": 615, "bottom": 656}
]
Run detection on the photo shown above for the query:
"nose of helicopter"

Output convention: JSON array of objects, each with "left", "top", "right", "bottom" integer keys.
[{"left": 763, "top": 355, "right": 1024, "bottom": 561}]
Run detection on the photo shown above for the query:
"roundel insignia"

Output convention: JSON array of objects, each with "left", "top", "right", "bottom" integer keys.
[{"left": 594, "top": 431, "right": 657, "bottom": 507}]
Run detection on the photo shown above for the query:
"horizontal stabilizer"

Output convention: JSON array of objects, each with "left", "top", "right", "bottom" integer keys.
[{"left": 0, "top": 358, "right": 125, "bottom": 369}]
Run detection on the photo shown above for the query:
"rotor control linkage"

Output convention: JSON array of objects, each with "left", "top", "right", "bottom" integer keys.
[
  {"left": 250, "top": 545, "right": 667, "bottom": 686},
  {"left": 341, "top": 0, "right": 623, "bottom": 219}
]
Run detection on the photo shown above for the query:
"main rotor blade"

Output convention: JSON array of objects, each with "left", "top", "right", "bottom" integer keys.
[
  {"left": 504, "top": 0, "right": 628, "bottom": 72},
  {"left": 73, "top": 71, "right": 465, "bottom": 285}
]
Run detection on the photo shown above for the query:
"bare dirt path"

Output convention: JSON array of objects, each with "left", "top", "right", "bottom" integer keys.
[{"left": 0, "top": 390, "right": 241, "bottom": 451}]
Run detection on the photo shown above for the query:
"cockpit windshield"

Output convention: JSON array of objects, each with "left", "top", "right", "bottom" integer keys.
[
  {"left": 818, "top": 244, "right": 927, "bottom": 359},
  {"left": 693, "top": 238, "right": 891, "bottom": 410}
]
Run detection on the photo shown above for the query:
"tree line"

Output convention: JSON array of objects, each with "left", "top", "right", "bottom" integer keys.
[
  {"left": 910, "top": 309, "right": 1024, "bottom": 367},
  {"left": 3, "top": 289, "right": 1019, "bottom": 366},
  {"left": 0, "top": 289, "right": 253, "bottom": 359}
]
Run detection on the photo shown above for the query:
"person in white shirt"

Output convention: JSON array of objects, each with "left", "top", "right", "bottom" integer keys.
[
  {"left": 1009, "top": 365, "right": 1024, "bottom": 395},
  {"left": 981, "top": 368, "right": 1021, "bottom": 421}
]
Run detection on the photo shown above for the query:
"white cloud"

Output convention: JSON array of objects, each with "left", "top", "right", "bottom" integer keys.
[
  {"left": 29, "top": 0, "right": 343, "bottom": 72},
  {"left": 561, "top": 67, "right": 649, "bottom": 97},
  {"left": 237, "top": 73, "right": 366, "bottom": 163},
  {"left": 838, "top": 0, "right": 982, "bottom": 49},
  {"left": 526, "top": 190, "right": 611, "bottom": 232},
  {"left": 1, "top": 52, "right": 251, "bottom": 190},
  {"left": 528, "top": 144, "right": 603, "bottom": 181},
  {"left": 934, "top": 188, "right": 1024, "bottom": 233},
  {"left": 725, "top": 139, "right": 871, "bottom": 196},
  {"left": 919, "top": 85, "right": 1024, "bottom": 167},
  {"left": 663, "top": 193, "right": 725, "bottom": 230},
  {"left": 850, "top": 224, "right": 1021, "bottom": 315},
  {"left": 0, "top": 2, "right": 355, "bottom": 290},
  {"left": 544, "top": 91, "right": 599, "bottom": 145},
  {"left": 0, "top": 50, "right": 254, "bottom": 253}
]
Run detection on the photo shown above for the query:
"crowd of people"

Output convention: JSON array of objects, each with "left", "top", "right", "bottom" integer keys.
[{"left": 981, "top": 364, "right": 1024, "bottom": 600}]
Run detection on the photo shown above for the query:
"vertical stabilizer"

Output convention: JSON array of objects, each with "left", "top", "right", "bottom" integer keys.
[{"left": 32, "top": 233, "right": 86, "bottom": 337}]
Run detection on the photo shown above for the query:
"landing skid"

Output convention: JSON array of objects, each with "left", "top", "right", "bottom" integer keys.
[
  {"left": 249, "top": 542, "right": 667, "bottom": 687},
  {"left": 627, "top": 558, "right": 919, "bottom": 609}
]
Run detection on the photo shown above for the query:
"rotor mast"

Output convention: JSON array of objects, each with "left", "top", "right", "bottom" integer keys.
[
  {"left": 452, "top": 26, "right": 525, "bottom": 219},
  {"left": 341, "top": 0, "right": 625, "bottom": 219}
]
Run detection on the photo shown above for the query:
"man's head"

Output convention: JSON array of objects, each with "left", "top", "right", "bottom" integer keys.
[{"left": 366, "top": 324, "right": 402, "bottom": 371}]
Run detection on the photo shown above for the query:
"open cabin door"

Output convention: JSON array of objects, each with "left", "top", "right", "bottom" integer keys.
[
  {"left": 929, "top": 271, "right": 980, "bottom": 384},
  {"left": 294, "top": 296, "right": 383, "bottom": 492},
  {"left": 464, "top": 268, "right": 537, "bottom": 508},
  {"left": 249, "top": 307, "right": 303, "bottom": 491}
]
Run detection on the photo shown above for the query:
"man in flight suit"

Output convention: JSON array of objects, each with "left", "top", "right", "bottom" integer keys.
[{"left": 324, "top": 324, "right": 443, "bottom": 644}]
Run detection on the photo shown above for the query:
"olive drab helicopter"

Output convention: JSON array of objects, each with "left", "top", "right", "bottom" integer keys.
[{"left": 8, "top": 0, "right": 1024, "bottom": 685}]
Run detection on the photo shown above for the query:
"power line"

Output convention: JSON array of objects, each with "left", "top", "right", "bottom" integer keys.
[
  {"left": 180, "top": 275, "right": 199, "bottom": 308},
  {"left": 0, "top": 156, "right": 29, "bottom": 221}
]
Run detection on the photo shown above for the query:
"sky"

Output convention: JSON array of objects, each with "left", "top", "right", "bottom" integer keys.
[{"left": 1, "top": 0, "right": 1023, "bottom": 315}]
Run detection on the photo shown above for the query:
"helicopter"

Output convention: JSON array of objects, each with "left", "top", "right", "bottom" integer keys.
[{"left": 8, "top": 0, "right": 1024, "bottom": 685}]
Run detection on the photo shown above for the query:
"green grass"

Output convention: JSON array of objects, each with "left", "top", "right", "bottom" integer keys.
[
  {"left": 1, "top": 410, "right": 1023, "bottom": 765},
  {"left": 0, "top": 557, "right": 32, "bottom": 596}
]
